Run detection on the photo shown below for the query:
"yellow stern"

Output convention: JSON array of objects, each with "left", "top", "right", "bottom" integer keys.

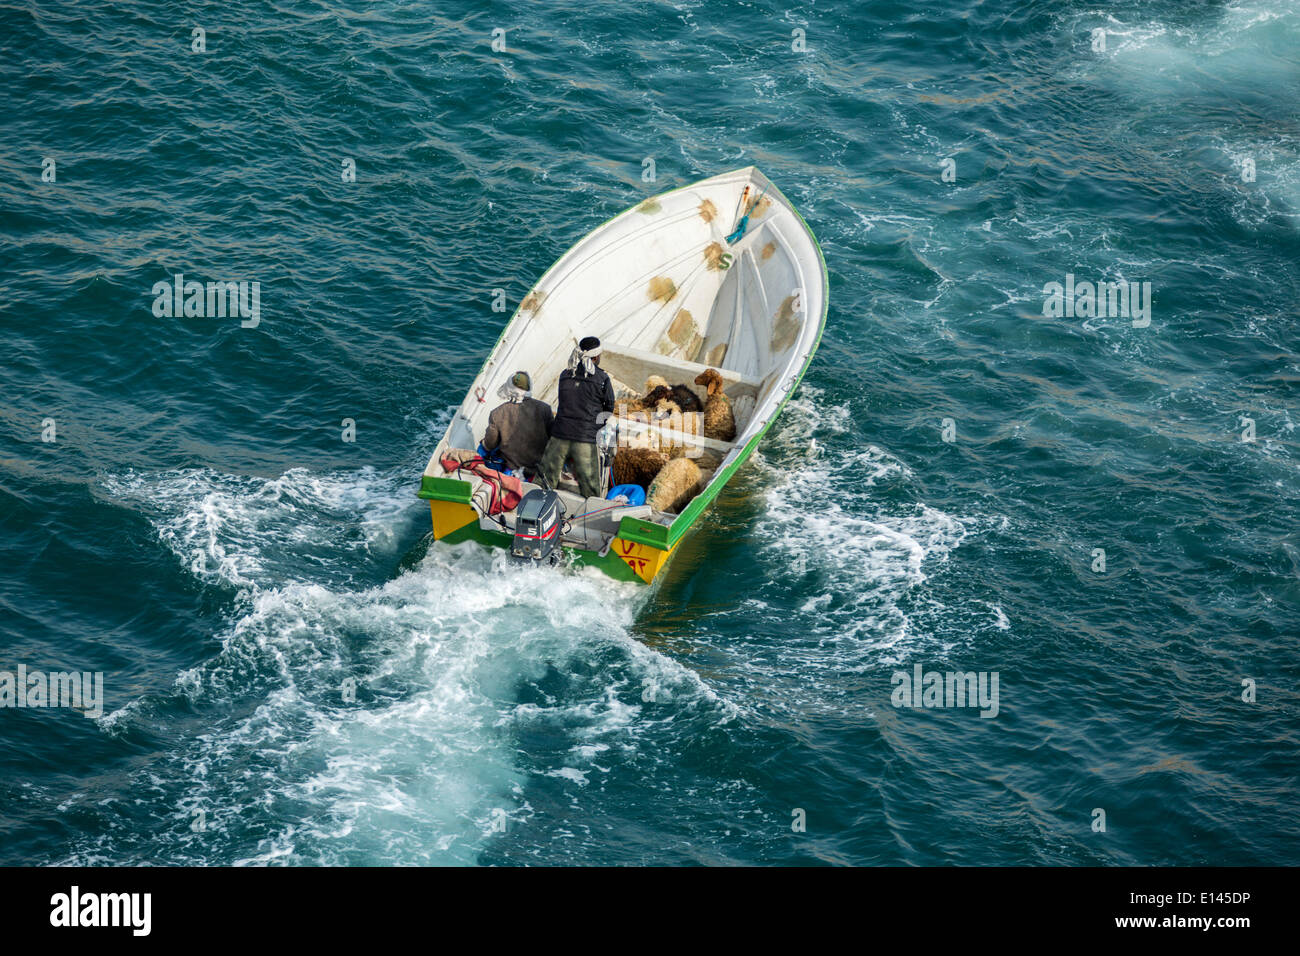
[
  {"left": 611, "top": 537, "right": 674, "bottom": 583},
  {"left": 430, "top": 499, "right": 479, "bottom": 540}
]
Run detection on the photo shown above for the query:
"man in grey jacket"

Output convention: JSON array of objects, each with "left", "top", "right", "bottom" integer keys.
[{"left": 483, "top": 371, "right": 553, "bottom": 475}]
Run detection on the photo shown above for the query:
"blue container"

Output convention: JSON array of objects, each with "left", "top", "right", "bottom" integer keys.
[{"left": 606, "top": 483, "right": 646, "bottom": 505}]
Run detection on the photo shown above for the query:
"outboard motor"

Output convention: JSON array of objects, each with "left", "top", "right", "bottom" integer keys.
[{"left": 511, "top": 488, "right": 565, "bottom": 566}]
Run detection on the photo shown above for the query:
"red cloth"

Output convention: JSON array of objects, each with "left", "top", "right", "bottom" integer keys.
[{"left": 440, "top": 456, "right": 523, "bottom": 515}]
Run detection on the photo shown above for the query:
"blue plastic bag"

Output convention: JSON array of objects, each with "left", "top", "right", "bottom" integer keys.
[
  {"left": 606, "top": 483, "right": 647, "bottom": 505},
  {"left": 476, "top": 442, "right": 508, "bottom": 472}
]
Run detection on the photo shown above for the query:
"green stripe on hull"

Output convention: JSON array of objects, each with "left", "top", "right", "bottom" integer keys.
[
  {"left": 666, "top": 183, "right": 828, "bottom": 550},
  {"left": 432, "top": 522, "right": 653, "bottom": 584},
  {"left": 437, "top": 520, "right": 510, "bottom": 547}
]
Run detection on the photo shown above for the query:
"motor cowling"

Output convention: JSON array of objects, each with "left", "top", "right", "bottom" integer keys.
[{"left": 511, "top": 489, "right": 565, "bottom": 565}]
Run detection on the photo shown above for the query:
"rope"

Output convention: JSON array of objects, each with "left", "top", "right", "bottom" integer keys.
[{"left": 725, "top": 184, "right": 769, "bottom": 245}]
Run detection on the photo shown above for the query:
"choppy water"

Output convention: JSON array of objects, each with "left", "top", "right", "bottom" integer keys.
[{"left": 2, "top": 0, "right": 1298, "bottom": 865}]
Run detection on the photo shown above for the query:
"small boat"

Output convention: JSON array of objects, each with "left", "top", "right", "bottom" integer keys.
[{"left": 418, "top": 166, "right": 828, "bottom": 583}]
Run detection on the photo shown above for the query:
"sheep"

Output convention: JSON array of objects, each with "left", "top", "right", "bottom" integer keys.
[
  {"left": 640, "top": 386, "right": 676, "bottom": 414},
  {"left": 638, "top": 393, "right": 708, "bottom": 456},
  {"left": 620, "top": 379, "right": 702, "bottom": 416},
  {"left": 693, "top": 368, "right": 736, "bottom": 443},
  {"left": 645, "top": 456, "right": 702, "bottom": 514},
  {"left": 617, "top": 376, "right": 671, "bottom": 414},
  {"left": 616, "top": 378, "right": 709, "bottom": 461},
  {"left": 612, "top": 447, "right": 667, "bottom": 490},
  {"left": 665, "top": 383, "right": 703, "bottom": 414},
  {"left": 676, "top": 448, "right": 722, "bottom": 471},
  {"left": 649, "top": 392, "right": 681, "bottom": 420}
]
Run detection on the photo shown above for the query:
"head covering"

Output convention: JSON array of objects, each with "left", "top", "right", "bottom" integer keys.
[
  {"left": 569, "top": 336, "right": 602, "bottom": 377},
  {"left": 497, "top": 370, "right": 532, "bottom": 403}
]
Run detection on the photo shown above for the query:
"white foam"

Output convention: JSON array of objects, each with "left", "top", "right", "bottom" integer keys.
[
  {"left": 716, "top": 387, "right": 999, "bottom": 709},
  {"left": 86, "top": 461, "right": 734, "bottom": 864},
  {"left": 101, "top": 466, "right": 416, "bottom": 591},
  {"left": 86, "top": 386, "right": 998, "bottom": 860}
]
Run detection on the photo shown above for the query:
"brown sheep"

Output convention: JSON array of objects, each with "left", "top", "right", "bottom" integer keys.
[
  {"left": 648, "top": 393, "right": 681, "bottom": 420},
  {"left": 645, "top": 456, "right": 701, "bottom": 514},
  {"left": 641, "top": 386, "right": 677, "bottom": 414},
  {"left": 617, "top": 378, "right": 703, "bottom": 417},
  {"left": 618, "top": 376, "right": 671, "bottom": 414},
  {"left": 654, "top": 406, "right": 706, "bottom": 460},
  {"left": 694, "top": 368, "right": 736, "bottom": 443},
  {"left": 612, "top": 447, "right": 667, "bottom": 489},
  {"left": 673, "top": 448, "right": 722, "bottom": 471}
]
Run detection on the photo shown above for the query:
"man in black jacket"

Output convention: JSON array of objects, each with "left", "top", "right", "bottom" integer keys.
[{"left": 539, "top": 335, "right": 616, "bottom": 498}]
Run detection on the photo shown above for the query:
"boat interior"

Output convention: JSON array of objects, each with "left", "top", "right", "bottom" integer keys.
[
  {"left": 438, "top": 338, "right": 767, "bottom": 549},
  {"left": 424, "top": 167, "right": 823, "bottom": 553}
]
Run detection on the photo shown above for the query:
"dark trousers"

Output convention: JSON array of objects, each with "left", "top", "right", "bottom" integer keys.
[{"left": 540, "top": 437, "right": 602, "bottom": 499}]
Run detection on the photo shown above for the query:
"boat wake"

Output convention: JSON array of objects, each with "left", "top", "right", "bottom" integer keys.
[
  {"left": 75, "top": 387, "right": 995, "bottom": 863},
  {"left": 74, "top": 464, "right": 720, "bottom": 865},
  {"left": 662, "top": 386, "right": 1004, "bottom": 727}
]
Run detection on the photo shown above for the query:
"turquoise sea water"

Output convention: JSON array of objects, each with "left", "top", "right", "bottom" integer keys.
[{"left": 1, "top": 0, "right": 1298, "bottom": 865}]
